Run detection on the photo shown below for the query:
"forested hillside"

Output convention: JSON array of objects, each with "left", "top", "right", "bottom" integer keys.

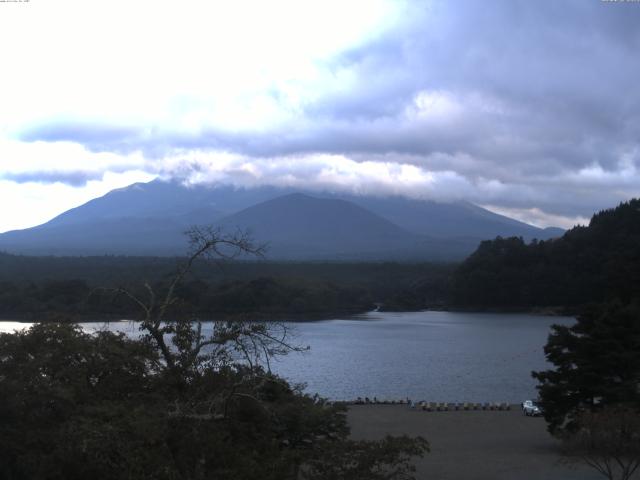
[
  {"left": 452, "top": 199, "right": 640, "bottom": 309},
  {"left": 0, "top": 255, "right": 453, "bottom": 319}
]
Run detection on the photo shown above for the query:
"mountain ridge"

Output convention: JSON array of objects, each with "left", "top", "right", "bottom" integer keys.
[{"left": 0, "top": 179, "right": 564, "bottom": 260}]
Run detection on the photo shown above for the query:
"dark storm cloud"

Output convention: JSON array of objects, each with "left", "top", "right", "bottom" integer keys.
[
  {"left": 17, "top": 0, "right": 640, "bottom": 221},
  {"left": 308, "top": 0, "right": 640, "bottom": 162}
]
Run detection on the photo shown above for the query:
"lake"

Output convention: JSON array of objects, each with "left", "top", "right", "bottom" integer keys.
[{"left": 0, "top": 311, "right": 573, "bottom": 403}]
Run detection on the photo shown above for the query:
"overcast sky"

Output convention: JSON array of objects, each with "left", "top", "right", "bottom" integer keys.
[{"left": 1, "top": 0, "right": 639, "bottom": 232}]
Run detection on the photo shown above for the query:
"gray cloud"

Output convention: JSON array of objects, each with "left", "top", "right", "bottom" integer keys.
[
  {"left": 2, "top": 170, "right": 104, "bottom": 186},
  {"left": 16, "top": 0, "right": 640, "bottom": 223},
  {"left": 19, "top": 123, "right": 146, "bottom": 154}
]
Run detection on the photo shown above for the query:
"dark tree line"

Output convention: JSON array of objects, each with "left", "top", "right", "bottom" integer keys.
[
  {"left": 0, "top": 277, "right": 374, "bottom": 320},
  {"left": 452, "top": 199, "right": 640, "bottom": 310},
  {"left": 0, "top": 252, "right": 454, "bottom": 319},
  {"left": 0, "top": 252, "right": 452, "bottom": 291}
]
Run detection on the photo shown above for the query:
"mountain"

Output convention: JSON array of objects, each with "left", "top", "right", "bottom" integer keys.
[
  {"left": 339, "top": 194, "right": 556, "bottom": 241},
  {"left": 0, "top": 179, "right": 563, "bottom": 259},
  {"left": 220, "top": 193, "right": 415, "bottom": 252},
  {"left": 216, "top": 193, "right": 475, "bottom": 260}
]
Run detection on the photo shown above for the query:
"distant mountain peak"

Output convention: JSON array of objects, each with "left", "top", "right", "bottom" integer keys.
[
  {"left": 0, "top": 180, "right": 564, "bottom": 259},
  {"left": 269, "top": 192, "right": 314, "bottom": 201}
]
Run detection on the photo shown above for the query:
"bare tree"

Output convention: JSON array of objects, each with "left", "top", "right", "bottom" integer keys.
[
  {"left": 114, "top": 226, "right": 305, "bottom": 382},
  {"left": 561, "top": 406, "right": 640, "bottom": 480}
]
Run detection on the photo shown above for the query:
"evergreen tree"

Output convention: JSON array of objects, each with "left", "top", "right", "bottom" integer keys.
[{"left": 532, "top": 302, "right": 640, "bottom": 435}]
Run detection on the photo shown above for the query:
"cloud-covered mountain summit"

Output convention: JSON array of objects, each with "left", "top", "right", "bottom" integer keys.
[{"left": 0, "top": 180, "right": 562, "bottom": 260}]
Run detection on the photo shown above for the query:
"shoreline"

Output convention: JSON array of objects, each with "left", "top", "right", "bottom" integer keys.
[
  {"left": 382, "top": 305, "right": 575, "bottom": 316},
  {"left": 0, "top": 308, "right": 373, "bottom": 324},
  {"left": 0, "top": 305, "right": 576, "bottom": 325},
  {"left": 347, "top": 404, "right": 599, "bottom": 480}
]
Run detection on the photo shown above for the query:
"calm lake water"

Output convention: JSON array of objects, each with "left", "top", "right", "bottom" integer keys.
[{"left": 0, "top": 311, "right": 573, "bottom": 403}]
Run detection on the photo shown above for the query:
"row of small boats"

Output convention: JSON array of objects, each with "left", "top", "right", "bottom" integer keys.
[{"left": 344, "top": 398, "right": 512, "bottom": 411}]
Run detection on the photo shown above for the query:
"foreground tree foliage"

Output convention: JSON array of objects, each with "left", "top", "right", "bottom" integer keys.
[
  {"left": 561, "top": 407, "right": 640, "bottom": 480},
  {"left": 0, "top": 227, "right": 428, "bottom": 479},
  {"left": 533, "top": 302, "right": 640, "bottom": 436},
  {"left": 534, "top": 301, "right": 640, "bottom": 479}
]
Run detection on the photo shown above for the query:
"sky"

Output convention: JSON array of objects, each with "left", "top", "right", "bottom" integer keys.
[{"left": 1, "top": 0, "right": 640, "bottom": 233}]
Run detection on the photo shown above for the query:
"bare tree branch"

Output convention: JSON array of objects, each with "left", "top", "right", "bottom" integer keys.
[{"left": 562, "top": 406, "right": 640, "bottom": 480}]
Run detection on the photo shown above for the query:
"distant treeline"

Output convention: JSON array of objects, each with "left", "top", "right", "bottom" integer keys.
[
  {"left": 0, "top": 277, "right": 373, "bottom": 320},
  {"left": 0, "top": 256, "right": 455, "bottom": 319},
  {"left": 451, "top": 199, "right": 640, "bottom": 310}
]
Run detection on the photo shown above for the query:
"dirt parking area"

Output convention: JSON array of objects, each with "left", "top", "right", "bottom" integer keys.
[{"left": 348, "top": 405, "right": 603, "bottom": 480}]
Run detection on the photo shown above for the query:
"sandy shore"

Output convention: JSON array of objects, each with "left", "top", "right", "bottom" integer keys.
[{"left": 348, "top": 405, "right": 602, "bottom": 480}]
